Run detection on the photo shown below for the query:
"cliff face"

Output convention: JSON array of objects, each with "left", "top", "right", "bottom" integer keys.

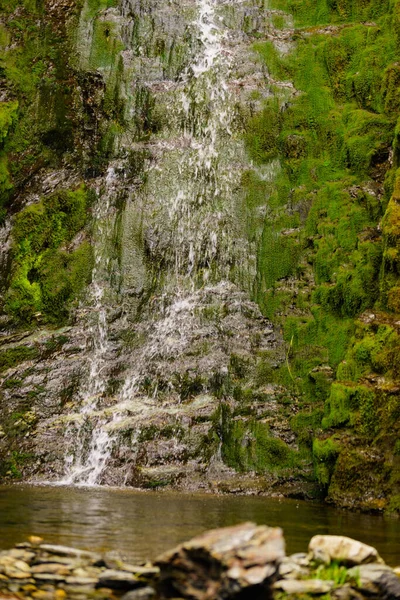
[
  {"left": 250, "top": 0, "right": 400, "bottom": 511},
  {"left": 0, "top": 0, "right": 399, "bottom": 512}
]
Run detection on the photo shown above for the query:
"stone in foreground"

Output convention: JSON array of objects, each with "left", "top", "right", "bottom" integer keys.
[
  {"left": 348, "top": 563, "right": 400, "bottom": 599},
  {"left": 273, "top": 578, "right": 334, "bottom": 595},
  {"left": 308, "top": 535, "right": 383, "bottom": 566},
  {"left": 97, "top": 569, "right": 143, "bottom": 591},
  {"left": 155, "top": 522, "right": 284, "bottom": 600}
]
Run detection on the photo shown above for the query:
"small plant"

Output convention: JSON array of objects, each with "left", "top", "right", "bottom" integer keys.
[{"left": 313, "top": 561, "right": 349, "bottom": 586}]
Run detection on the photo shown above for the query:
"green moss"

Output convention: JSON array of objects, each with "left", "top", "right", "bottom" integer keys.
[
  {"left": 269, "top": 0, "right": 390, "bottom": 26},
  {"left": 322, "top": 382, "right": 373, "bottom": 428},
  {"left": 4, "top": 185, "right": 93, "bottom": 324},
  {"left": 387, "top": 494, "right": 400, "bottom": 513},
  {"left": 89, "top": 19, "right": 124, "bottom": 71},
  {"left": 0, "top": 450, "right": 34, "bottom": 479},
  {"left": 0, "top": 345, "right": 39, "bottom": 373},
  {"left": 0, "top": 101, "right": 19, "bottom": 144},
  {"left": 291, "top": 409, "right": 324, "bottom": 445},
  {"left": 219, "top": 404, "right": 310, "bottom": 474},
  {"left": 329, "top": 446, "right": 390, "bottom": 510},
  {"left": 313, "top": 436, "right": 340, "bottom": 486}
]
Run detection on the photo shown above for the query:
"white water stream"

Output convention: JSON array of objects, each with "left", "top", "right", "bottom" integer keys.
[
  {"left": 60, "top": 0, "right": 265, "bottom": 486},
  {"left": 60, "top": 168, "right": 118, "bottom": 485}
]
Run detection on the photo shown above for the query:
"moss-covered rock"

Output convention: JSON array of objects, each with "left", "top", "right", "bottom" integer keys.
[
  {"left": 4, "top": 185, "right": 94, "bottom": 324},
  {"left": 246, "top": 0, "right": 400, "bottom": 511}
]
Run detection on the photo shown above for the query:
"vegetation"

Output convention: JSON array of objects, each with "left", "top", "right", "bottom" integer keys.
[
  {"left": 4, "top": 186, "right": 94, "bottom": 324},
  {"left": 243, "top": 0, "right": 400, "bottom": 510}
]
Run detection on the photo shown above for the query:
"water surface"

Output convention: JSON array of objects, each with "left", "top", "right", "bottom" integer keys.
[{"left": 0, "top": 485, "right": 399, "bottom": 565}]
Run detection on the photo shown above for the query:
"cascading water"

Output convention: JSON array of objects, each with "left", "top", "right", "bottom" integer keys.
[
  {"left": 59, "top": 0, "right": 277, "bottom": 486},
  {"left": 60, "top": 167, "right": 119, "bottom": 485}
]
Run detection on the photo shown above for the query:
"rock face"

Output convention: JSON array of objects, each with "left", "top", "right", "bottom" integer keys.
[
  {"left": 0, "top": 0, "right": 314, "bottom": 499},
  {"left": 348, "top": 563, "right": 400, "bottom": 600},
  {"left": 308, "top": 535, "right": 384, "bottom": 567},
  {"left": 2, "top": 0, "right": 400, "bottom": 516},
  {"left": 155, "top": 522, "right": 285, "bottom": 600}
]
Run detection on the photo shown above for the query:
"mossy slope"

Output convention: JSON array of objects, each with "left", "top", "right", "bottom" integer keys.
[
  {"left": 246, "top": 0, "right": 400, "bottom": 511},
  {"left": 0, "top": 0, "right": 125, "bottom": 326}
]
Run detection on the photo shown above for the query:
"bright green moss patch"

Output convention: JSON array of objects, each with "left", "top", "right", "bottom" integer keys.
[
  {"left": 218, "top": 404, "right": 311, "bottom": 474},
  {"left": 313, "top": 436, "right": 340, "bottom": 486},
  {"left": 244, "top": 0, "right": 400, "bottom": 508},
  {"left": 0, "top": 101, "right": 18, "bottom": 144},
  {"left": 244, "top": 101, "right": 282, "bottom": 164},
  {"left": 4, "top": 185, "right": 94, "bottom": 324},
  {"left": 0, "top": 345, "right": 39, "bottom": 373},
  {"left": 269, "top": 0, "right": 391, "bottom": 26},
  {"left": 322, "top": 382, "right": 374, "bottom": 429},
  {"left": 89, "top": 19, "right": 124, "bottom": 71}
]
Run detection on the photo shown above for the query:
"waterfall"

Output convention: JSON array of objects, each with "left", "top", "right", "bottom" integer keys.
[
  {"left": 60, "top": 167, "right": 118, "bottom": 485},
  {"left": 58, "top": 0, "right": 273, "bottom": 486}
]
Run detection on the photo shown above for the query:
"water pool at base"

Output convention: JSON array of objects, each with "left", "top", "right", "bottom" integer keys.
[{"left": 0, "top": 485, "right": 399, "bottom": 565}]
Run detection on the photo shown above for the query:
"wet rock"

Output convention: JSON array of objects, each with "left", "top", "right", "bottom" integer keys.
[
  {"left": 31, "top": 564, "right": 71, "bottom": 576},
  {"left": 331, "top": 584, "right": 365, "bottom": 600},
  {"left": 64, "top": 576, "right": 98, "bottom": 586},
  {"left": 121, "top": 587, "right": 156, "bottom": 600},
  {"left": 273, "top": 578, "right": 334, "bottom": 594},
  {"left": 2, "top": 550, "right": 35, "bottom": 564},
  {"left": 278, "top": 555, "right": 309, "bottom": 580},
  {"left": 0, "top": 558, "right": 31, "bottom": 580},
  {"left": 121, "top": 565, "right": 159, "bottom": 577},
  {"left": 308, "top": 535, "right": 383, "bottom": 566},
  {"left": 96, "top": 570, "right": 143, "bottom": 591},
  {"left": 348, "top": 563, "right": 400, "bottom": 599},
  {"left": 28, "top": 537, "right": 44, "bottom": 546},
  {"left": 38, "top": 545, "right": 101, "bottom": 562},
  {"left": 289, "top": 552, "right": 310, "bottom": 567},
  {"left": 33, "top": 556, "right": 80, "bottom": 567},
  {"left": 155, "top": 522, "right": 284, "bottom": 600},
  {"left": 32, "top": 573, "right": 66, "bottom": 584}
]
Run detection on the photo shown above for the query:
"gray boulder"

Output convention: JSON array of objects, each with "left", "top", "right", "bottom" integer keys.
[{"left": 155, "top": 522, "right": 285, "bottom": 600}]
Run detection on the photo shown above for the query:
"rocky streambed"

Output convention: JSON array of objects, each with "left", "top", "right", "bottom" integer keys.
[{"left": 1, "top": 524, "right": 399, "bottom": 600}]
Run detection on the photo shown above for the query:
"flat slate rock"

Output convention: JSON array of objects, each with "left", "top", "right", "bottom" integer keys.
[
  {"left": 64, "top": 576, "right": 98, "bottom": 586},
  {"left": 32, "top": 573, "right": 67, "bottom": 583},
  {"left": 97, "top": 570, "right": 143, "bottom": 591},
  {"left": 38, "top": 545, "right": 100, "bottom": 561},
  {"left": 274, "top": 579, "right": 335, "bottom": 595}
]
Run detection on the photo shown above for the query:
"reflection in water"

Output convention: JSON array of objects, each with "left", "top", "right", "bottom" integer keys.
[{"left": 0, "top": 485, "right": 399, "bottom": 565}]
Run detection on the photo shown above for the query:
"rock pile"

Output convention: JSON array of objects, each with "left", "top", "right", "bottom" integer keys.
[
  {"left": 0, "top": 538, "right": 158, "bottom": 600},
  {"left": 0, "top": 526, "right": 399, "bottom": 600}
]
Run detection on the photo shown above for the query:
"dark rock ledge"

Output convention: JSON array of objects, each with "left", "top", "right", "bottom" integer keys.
[{"left": 0, "top": 524, "right": 399, "bottom": 600}]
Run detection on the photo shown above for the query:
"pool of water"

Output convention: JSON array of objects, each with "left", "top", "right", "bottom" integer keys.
[{"left": 0, "top": 485, "right": 399, "bottom": 565}]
